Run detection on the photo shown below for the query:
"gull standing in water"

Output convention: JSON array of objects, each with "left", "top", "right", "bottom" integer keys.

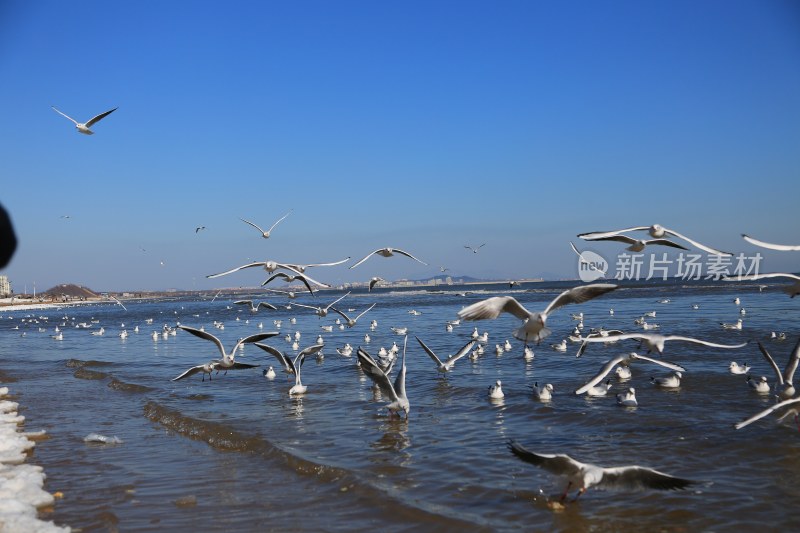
[
  {"left": 458, "top": 283, "right": 618, "bottom": 345},
  {"left": 357, "top": 338, "right": 410, "bottom": 418},
  {"left": 240, "top": 211, "right": 292, "bottom": 239},
  {"left": 175, "top": 325, "right": 278, "bottom": 377},
  {"left": 415, "top": 336, "right": 475, "bottom": 374},
  {"left": 507, "top": 440, "right": 697, "bottom": 502},
  {"left": 578, "top": 224, "right": 731, "bottom": 256},
  {"left": 741, "top": 234, "right": 800, "bottom": 251},
  {"left": 757, "top": 339, "right": 800, "bottom": 400},
  {"left": 349, "top": 247, "right": 428, "bottom": 269},
  {"left": 51, "top": 105, "right": 118, "bottom": 135}
]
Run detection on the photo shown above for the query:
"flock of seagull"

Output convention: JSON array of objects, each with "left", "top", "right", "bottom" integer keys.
[{"left": 139, "top": 219, "right": 799, "bottom": 503}]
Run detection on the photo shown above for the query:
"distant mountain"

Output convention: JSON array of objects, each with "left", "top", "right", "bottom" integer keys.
[{"left": 41, "top": 284, "right": 99, "bottom": 299}]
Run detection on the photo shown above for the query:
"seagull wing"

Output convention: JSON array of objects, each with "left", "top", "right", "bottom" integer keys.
[
  {"left": 664, "top": 336, "right": 749, "bottom": 350},
  {"left": 590, "top": 235, "right": 638, "bottom": 245},
  {"left": 207, "top": 262, "right": 266, "bottom": 279},
  {"left": 329, "top": 307, "right": 352, "bottom": 323},
  {"left": 257, "top": 302, "right": 278, "bottom": 311},
  {"left": 458, "top": 296, "right": 532, "bottom": 321},
  {"left": 261, "top": 272, "right": 290, "bottom": 286},
  {"left": 84, "top": 107, "right": 118, "bottom": 127},
  {"left": 578, "top": 227, "right": 651, "bottom": 240},
  {"left": 758, "top": 342, "right": 785, "bottom": 385},
  {"left": 298, "top": 343, "right": 324, "bottom": 358},
  {"left": 324, "top": 291, "right": 350, "bottom": 311},
  {"left": 354, "top": 303, "right": 377, "bottom": 322},
  {"left": 722, "top": 272, "right": 800, "bottom": 282},
  {"left": 253, "top": 343, "right": 292, "bottom": 372},
  {"left": 299, "top": 257, "right": 351, "bottom": 268},
  {"left": 295, "top": 272, "right": 330, "bottom": 290},
  {"left": 349, "top": 250, "right": 380, "bottom": 269},
  {"left": 735, "top": 397, "right": 800, "bottom": 430},
  {"left": 446, "top": 339, "right": 477, "bottom": 365},
  {"left": 178, "top": 325, "right": 226, "bottom": 358},
  {"left": 662, "top": 226, "right": 731, "bottom": 256},
  {"left": 392, "top": 248, "right": 428, "bottom": 265},
  {"left": 600, "top": 466, "right": 696, "bottom": 491},
  {"left": 393, "top": 336, "right": 408, "bottom": 401},
  {"left": 267, "top": 211, "right": 292, "bottom": 233},
  {"left": 240, "top": 218, "right": 267, "bottom": 235},
  {"left": 543, "top": 283, "right": 619, "bottom": 315},
  {"left": 629, "top": 353, "right": 686, "bottom": 373},
  {"left": 507, "top": 441, "right": 583, "bottom": 477},
  {"left": 574, "top": 355, "right": 626, "bottom": 394},
  {"left": 357, "top": 347, "right": 398, "bottom": 401},
  {"left": 172, "top": 363, "right": 216, "bottom": 381},
  {"left": 228, "top": 362, "right": 260, "bottom": 370},
  {"left": 415, "top": 336, "right": 444, "bottom": 367},
  {"left": 785, "top": 337, "right": 800, "bottom": 384},
  {"left": 238, "top": 331, "right": 280, "bottom": 347},
  {"left": 646, "top": 239, "right": 689, "bottom": 250},
  {"left": 742, "top": 234, "right": 800, "bottom": 251},
  {"left": 51, "top": 106, "right": 79, "bottom": 125}
]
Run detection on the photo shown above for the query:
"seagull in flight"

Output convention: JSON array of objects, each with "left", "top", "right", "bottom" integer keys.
[
  {"left": 573, "top": 352, "right": 687, "bottom": 395},
  {"left": 174, "top": 325, "right": 277, "bottom": 378},
  {"left": 415, "top": 336, "right": 475, "bottom": 374},
  {"left": 234, "top": 300, "right": 278, "bottom": 313},
  {"left": 252, "top": 343, "right": 323, "bottom": 394},
  {"left": 576, "top": 332, "right": 749, "bottom": 356},
  {"left": 758, "top": 339, "right": 800, "bottom": 400},
  {"left": 507, "top": 440, "right": 697, "bottom": 502},
  {"left": 349, "top": 247, "right": 427, "bottom": 269},
  {"left": 282, "top": 257, "right": 350, "bottom": 273},
  {"left": 581, "top": 234, "right": 689, "bottom": 253},
  {"left": 369, "top": 277, "right": 387, "bottom": 291},
  {"left": 207, "top": 260, "right": 305, "bottom": 280},
  {"left": 578, "top": 224, "right": 731, "bottom": 256},
  {"left": 330, "top": 303, "right": 376, "bottom": 328},
  {"left": 240, "top": 211, "right": 292, "bottom": 239},
  {"left": 742, "top": 234, "right": 800, "bottom": 251},
  {"left": 195, "top": 226, "right": 206, "bottom": 233},
  {"left": 357, "top": 338, "right": 409, "bottom": 418},
  {"left": 457, "top": 283, "right": 618, "bottom": 344},
  {"left": 293, "top": 292, "right": 350, "bottom": 318},
  {"left": 722, "top": 272, "right": 800, "bottom": 298},
  {"left": 464, "top": 243, "right": 486, "bottom": 254},
  {"left": 51, "top": 106, "right": 118, "bottom": 135},
  {"left": 261, "top": 270, "right": 329, "bottom": 295},
  {"left": 734, "top": 397, "right": 800, "bottom": 430}
]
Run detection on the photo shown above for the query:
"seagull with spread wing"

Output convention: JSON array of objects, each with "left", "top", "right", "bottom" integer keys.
[
  {"left": 240, "top": 211, "right": 292, "bottom": 239},
  {"left": 415, "top": 336, "right": 475, "bottom": 374},
  {"left": 349, "top": 247, "right": 427, "bottom": 269},
  {"left": 357, "top": 338, "right": 409, "bottom": 418},
  {"left": 578, "top": 224, "right": 731, "bottom": 256},
  {"left": 52, "top": 105, "right": 117, "bottom": 135}
]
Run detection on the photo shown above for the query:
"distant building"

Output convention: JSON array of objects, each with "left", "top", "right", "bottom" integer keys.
[{"left": 0, "top": 275, "right": 10, "bottom": 297}]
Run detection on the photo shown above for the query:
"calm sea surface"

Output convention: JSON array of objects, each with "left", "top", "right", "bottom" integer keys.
[{"left": 2, "top": 279, "right": 800, "bottom": 532}]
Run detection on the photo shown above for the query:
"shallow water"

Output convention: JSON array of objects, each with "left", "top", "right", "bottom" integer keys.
[{"left": 3, "top": 279, "right": 800, "bottom": 531}]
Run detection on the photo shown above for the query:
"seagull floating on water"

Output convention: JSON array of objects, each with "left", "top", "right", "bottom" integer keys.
[
  {"left": 728, "top": 361, "right": 750, "bottom": 375},
  {"left": 746, "top": 375, "right": 770, "bottom": 394},
  {"left": 651, "top": 371, "right": 682, "bottom": 389},
  {"left": 616, "top": 387, "right": 638, "bottom": 407},
  {"left": 488, "top": 380, "right": 504, "bottom": 399},
  {"left": 531, "top": 382, "right": 554, "bottom": 401},
  {"left": 757, "top": 339, "right": 799, "bottom": 400},
  {"left": 52, "top": 105, "right": 117, "bottom": 135},
  {"left": 507, "top": 440, "right": 697, "bottom": 502}
]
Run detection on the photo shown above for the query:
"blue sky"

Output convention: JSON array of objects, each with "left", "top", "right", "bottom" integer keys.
[{"left": 1, "top": 0, "right": 798, "bottom": 292}]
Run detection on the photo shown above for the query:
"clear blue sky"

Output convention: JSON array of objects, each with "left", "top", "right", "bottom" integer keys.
[{"left": 1, "top": 0, "right": 798, "bottom": 292}]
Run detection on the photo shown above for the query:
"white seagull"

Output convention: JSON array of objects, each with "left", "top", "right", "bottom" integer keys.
[
  {"left": 488, "top": 380, "right": 505, "bottom": 399},
  {"left": 722, "top": 272, "right": 800, "bottom": 298},
  {"left": 175, "top": 325, "right": 278, "bottom": 377},
  {"left": 747, "top": 375, "right": 770, "bottom": 393},
  {"left": 734, "top": 397, "right": 800, "bottom": 430},
  {"left": 720, "top": 318, "right": 743, "bottom": 331},
  {"left": 457, "top": 283, "right": 619, "bottom": 344},
  {"left": 575, "top": 353, "right": 686, "bottom": 395},
  {"left": 330, "top": 303, "right": 377, "bottom": 328},
  {"left": 234, "top": 300, "right": 278, "bottom": 313},
  {"left": 261, "top": 270, "right": 330, "bottom": 294},
  {"left": 578, "top": 224, "right": 731, "bottom": 256},
  {"left": 729, "top": 361, "right": 751, "bottom": 375},
  {"left": 507, "top": 440, "right": 697, "bottom": 502},
  {"left": 207, "top": 260, "right": 300, "bottom": 279},
  {"left": 532, "top": 382, "right": 554, "bottom": 401},
  {"left": 415, "top": 336, "right": 475, "bottom": 374},
  {"left": 349, "top": 247, "right": 428, "bottom": 269},
  {"left": 616, "top": 387, "right": 638, "bottom": 407},
  {"left": 172, "top": 361, "right": 220, "bottom": 382},
  {"left": 293, "top": 292, "right": 350, "bottom": 318},
  {"left": 369, "top": 277, "right": 387, "bottom": 291},
  {"left": 758, "top": 339, "right": 800, "bottom": 400},
  {"left": 464, "top": 243, "right": 486, "bottom": 253},
  {"left": 240, "top": 211, "right": 292, "bottom": 239},
  {"left": 357, "top": 338, "right": 410, "bottom": 418},
  {"left": 585, "top": 379, "right": 613, "bottom": 397},
  {"left": 51, "top": 105, "right": 117, "bottom": 135},
  {"left": 576, "top": 332, "right": 749, "bottom": 356},
  {"left": 582, "top": 234, "right": 689, "bottom": 253},
  {"left": 742, "top": 234, "right": 800, "bottom": 252},
  {"left": 283, "top": 257, "right": 350, "bottom": 273},
  {"left": 651, "top": 371, "right": 682, "bottom": 389},
  {"left": 253, "top": 343, "right": 323, "bottom": 392}
]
